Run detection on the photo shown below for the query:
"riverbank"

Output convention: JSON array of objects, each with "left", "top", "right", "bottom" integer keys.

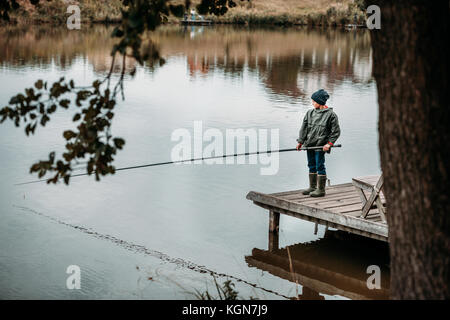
[
  {"left": 202, "top": 0, "right": 366, "bottom": 26},
  {"left": 6, "top": 0, "right": 366, "bottom": 27},
  {"left": 8, "top": 0, "right": 123, "bottom": 24}
]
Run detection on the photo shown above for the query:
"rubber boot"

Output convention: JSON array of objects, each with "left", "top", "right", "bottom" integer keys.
[
  {"left": 302, "top": 173, "right": 317, "bottom": 195},
  {"left": 310, "top": 174, "right": 326, "bottom": 197}
]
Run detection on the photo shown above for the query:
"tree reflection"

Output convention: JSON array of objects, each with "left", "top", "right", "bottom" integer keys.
[{"left": 0, "top": 25, "right": 373, "bottom": 103}]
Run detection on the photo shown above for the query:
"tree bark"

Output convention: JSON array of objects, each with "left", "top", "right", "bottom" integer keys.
[{"left": 367, "top": 0, "right": 449, "bottom": 299}]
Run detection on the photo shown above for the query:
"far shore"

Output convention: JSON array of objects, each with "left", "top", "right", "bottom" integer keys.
[{"left": 4, "top": 0, "right": 366, "bottom": 28}]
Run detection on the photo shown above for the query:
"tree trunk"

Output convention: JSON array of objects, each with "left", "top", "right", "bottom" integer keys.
[{"left": 367, "top": 0, "right": 449, "bottom": 299}]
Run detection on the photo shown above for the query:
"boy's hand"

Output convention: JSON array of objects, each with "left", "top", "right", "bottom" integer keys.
[
  {"left": 323, "top": 143, "right": 331, "bottom": 152},
  {"left": 296, "top": 143, "right": 303, "bottom": 150}
]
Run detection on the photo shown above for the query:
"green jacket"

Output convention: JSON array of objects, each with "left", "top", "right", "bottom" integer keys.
[{"left": 297, "top": 107, "right": 340, "bottom": 147}]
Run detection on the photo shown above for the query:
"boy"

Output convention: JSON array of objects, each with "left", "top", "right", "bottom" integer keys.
[{"left": 296, "top": 89, "right": 341, "bottom": 197}]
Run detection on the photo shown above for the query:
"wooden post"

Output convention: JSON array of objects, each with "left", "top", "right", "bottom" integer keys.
[
  {"left": 269, "top": 210, "right": 280, "bottom": 233},
  {"left": 268, "top": 229, "right": 279, "bottom": 252},
  {"left": 268, "top": 210, "right": 280, "bottom": 252}
]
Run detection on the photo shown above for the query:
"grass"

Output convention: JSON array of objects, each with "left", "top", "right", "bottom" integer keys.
[
  {"left": 8, "top": 0, "right": 124, "bottom": 24},
  {"left": 179, "top": 0, "right": 366, "bottom": 26},
  {"left": 193, "top": 277, "right": 241, "bottom": 300},
  {"left": 7, "top": 0, "right": 366, "bottom": 27}
]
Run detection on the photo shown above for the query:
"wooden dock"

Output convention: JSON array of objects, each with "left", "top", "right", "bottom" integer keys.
[
  {"left": 181, "top": 19, "right": 212, "bottom": 25},
  {"left": 245, "top": 230, "right": 390, "bottom": 300},
  {"left": 246, "top": 176, "right": 388, "bottom": 242}
]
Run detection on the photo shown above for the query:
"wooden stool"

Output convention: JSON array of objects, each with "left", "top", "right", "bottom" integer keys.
[{"left": 352, "top": 175, "right": 386, "bottom": 222}]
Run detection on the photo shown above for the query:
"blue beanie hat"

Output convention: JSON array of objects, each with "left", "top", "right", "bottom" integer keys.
[{"left": 311, "top": 89, "right": 329, "bottom": 106}]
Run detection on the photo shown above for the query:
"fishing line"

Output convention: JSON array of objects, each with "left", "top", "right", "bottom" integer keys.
[
  {"left": 15, "top": 145, "right": 341, "bottom": 186},
  {"left": 14, "top": 205, "right": 292, "bottom": 299}
]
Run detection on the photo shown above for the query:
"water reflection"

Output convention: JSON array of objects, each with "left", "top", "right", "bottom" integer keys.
[
  {"left": 0, "top": 25, "right": 373, "bottom": 104},
  {"left": 0, "top": 26, "right": 134, "bottom": 74},
  {"left": 169, "top": 26, "right": 373, "bottom": 102},
  {"left": 0, "top": 24, "right": 380, "bottom": 299},
  {"left": 245, "top": 230, "right": 390, "bottom": 300}
]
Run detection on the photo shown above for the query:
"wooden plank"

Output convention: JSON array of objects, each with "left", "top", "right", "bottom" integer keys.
[
  {"left": 366, "top": 215, "right": 382, "bottom": 222},
  {"left": 281, "top": 186, "right": 357, "bottom": 201},
  {"left": 246, "top": 191, "right": 388, "bottom": 239},
  {"left": 362, "top": 188, "right": 385, "bottom": 199},
  {"left": 346, "top": 212, "right": 382, "bottom": 222},
  {"left": 251, "top": 201, "right": 388, "bottom": 242},
  {"left": 269, "top": 210, "right": 280, "bottom": 233},
  {"left": 303, "top": 199, "right": 363, "bottom": 210},
  {"left": 270, "top": 183, "right": 354, "bottom": 197},
  {"left": 333, "top": 203, "right": 371, "bottom": 213},
  {"left": 288, "top": 191, "right": 359, "bottom": 203},
  {"left": 287, "top": 187, "right": 359, "bottom": 199},
  {"left": 298, "top": 192, "right": 361, "bottom": 204},
  {"left": 365, "top": 191, "right": 386, "bottom": 203},
  {"left": 268, "top": 229, "right": 279, "bottom": 252},
  {"left": 341, "top": 210, "right": 363, "bottom": 217},
  {"left": 345, "top": 208, "right": 380, "bottom": 217},
  {"left": 352, "top": 175, "right": 380, "bottom": 188},
  {"left": 360, "top": 176, "right": 382, "bottom": 185},
  {"left": 322, "top": 198, "right": 363, "bottom": 209},
  {"left": 341, "top": 210, "right": 382, "bottom": 222},
  {"left": 355, "top": 187, "right": 368, "bottom": 207},
  {"left": 375, "top": 197, "right": 387, "bottom": 222},
  {"left": 293, "top": 197, "right": 361, "bottom": 208}
]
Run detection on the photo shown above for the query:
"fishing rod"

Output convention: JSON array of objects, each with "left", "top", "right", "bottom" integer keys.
[
  {"left": 15, "top": 144, "right": 342, "bottom": 185},
  {"left": 108, "top": 144, "right": 342, "bottom": 170}
]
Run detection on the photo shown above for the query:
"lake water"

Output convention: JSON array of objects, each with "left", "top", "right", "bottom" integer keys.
[{"left": 0, "top": 25, "right": 389, "bottom": 299}]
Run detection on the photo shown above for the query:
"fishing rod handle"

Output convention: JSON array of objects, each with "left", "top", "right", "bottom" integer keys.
[{"left": 300, "top": 144, "right": 342, "bottom": 150}]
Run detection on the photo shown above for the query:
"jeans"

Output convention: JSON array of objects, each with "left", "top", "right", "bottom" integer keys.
[{"left": 307, "top": 150, "right": 326, "bottom": 175}]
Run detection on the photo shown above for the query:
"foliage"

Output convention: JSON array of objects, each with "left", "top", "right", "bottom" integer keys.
[
  {"left": 0, "top": 0, "right": 38, "bottom": 21},
  {"left": 1, "top": 76, "right": 124, "bottom": 184},
  {"left": 0, "top": 0, "right": 238, "bottom": 184},
  {"left": 193, "top": 277, "right": 240, "bottom": 300},
  {"left": 196, "top": 0, "right": 239, "bottom": 16}
]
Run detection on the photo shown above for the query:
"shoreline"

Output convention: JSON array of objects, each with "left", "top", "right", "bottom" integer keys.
[
  {"left": 4, "top": 0, "right": 366, "bottom": 28},
  {"left": 2, "top": 18, "right": 367, "bottom": 29}
]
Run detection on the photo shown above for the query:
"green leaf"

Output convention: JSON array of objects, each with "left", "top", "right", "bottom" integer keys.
[
  {"left": 64, "top": 175, "right": 70, "bottom": 185},
  {"left": 30, "top": 163, "right": 40, "bottom": 173},
  {"left": 38, "top": 170, "right": 46, "bottom": 178},
  {"left": 35, "top": 80, "right": 43, "bottom": 90},
  {"left": 63, "top": 130, "right": 77, "bottom": 140},
  {"left": 40, "top": 114, "right": 50, "bottom": 126},
  {"left": 113, "top": 138, "right": 125, "bottom": 149},
  {"left": 48, "top": 104, "right": 57, "bottom": 113},
  {"left": 9, "top": 94, "right": 24, "bottom": 105},
  {"left": 59, "top": 99, "right": 70, "bottom": 109},
  {"left": 73, "top": 113, "right": 81, "bottom": 121},
  {"left": 49, "top": 152, "right": 55, "bottom": 163}
]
